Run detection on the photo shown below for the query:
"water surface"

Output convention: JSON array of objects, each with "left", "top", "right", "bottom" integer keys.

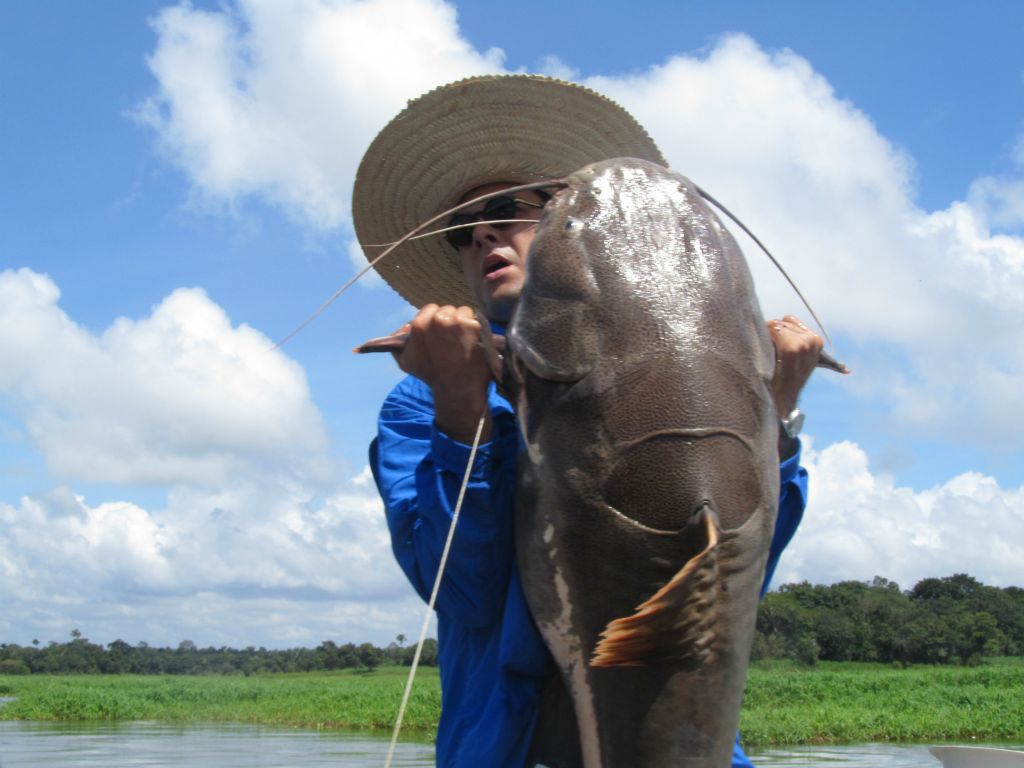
[
  {"left": 0, "top": 721, "right": 433, "bottom": 767},
  {"left": 0, "top": 721, "right": 1015, "bottom": 767},
  {"left": 750, "top": 743, "right": 942, "bottom": 766}
]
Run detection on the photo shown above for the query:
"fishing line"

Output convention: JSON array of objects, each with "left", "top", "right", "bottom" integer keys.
[
  {"left": 383, "top": 412, "right": 488, "bottom": 768},
  {"left": 273, "top": 181, "right": 564, "bottom": 349},
  {"left": 695, "top": 184, "right": 836, "bottom": 353}
]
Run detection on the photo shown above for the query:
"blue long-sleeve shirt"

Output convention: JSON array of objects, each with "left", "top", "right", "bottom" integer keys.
[{"left": 370, "top": 374, "right": 807, "bottom": 768}]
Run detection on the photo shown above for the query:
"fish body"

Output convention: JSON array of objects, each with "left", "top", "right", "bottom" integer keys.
[{"left": 508, "top": 158, "right": 779, "bottom": 767}]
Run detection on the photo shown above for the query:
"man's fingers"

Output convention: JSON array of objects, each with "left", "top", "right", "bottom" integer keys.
[
  {"left": 434, "top": 305, "right": 456, "bottom": 325},
  {"left": 411, "top": 303, "right": 440, "bottom": 332},
  {"left": 440, "top": 305, "right": 482, "bottom": 331},
  {"left": 782, "top": 314, "right": 807, "bottom": 329},
  {"left": 421, "top": 304, "right": 479, "bottom": 329},
  {"left": 769, "top": 317, "right": 823, "bottom": 351},
  {"left": 455, "top": 305, "right": 479, "bottom": 322}
]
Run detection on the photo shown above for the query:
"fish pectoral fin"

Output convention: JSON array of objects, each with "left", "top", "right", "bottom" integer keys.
[{"left": 590, "top": 508, "right": 720, "bottom": 668}]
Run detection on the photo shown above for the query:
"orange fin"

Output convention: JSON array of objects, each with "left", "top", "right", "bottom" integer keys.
[{"left": 591, "top": 509, "right": 720, "bottom": 668}]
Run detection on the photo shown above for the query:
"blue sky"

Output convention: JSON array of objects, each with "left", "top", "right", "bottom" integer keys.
[{"left": 1, "top": 0, "right": 1022, "bottom": 649}]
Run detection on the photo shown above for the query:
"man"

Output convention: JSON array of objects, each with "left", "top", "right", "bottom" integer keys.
[{"left": 354, "top": 76, "right": 823, "bottom": 768}]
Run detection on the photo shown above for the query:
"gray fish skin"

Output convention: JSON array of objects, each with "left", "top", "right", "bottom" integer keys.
[{"left": 508, "top": 158, "right": 779, "bottom": 767}]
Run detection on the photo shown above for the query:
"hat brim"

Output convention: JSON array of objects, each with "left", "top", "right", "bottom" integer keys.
[{"left": 352, "top": 75, "right": 666, "bottom": 309}]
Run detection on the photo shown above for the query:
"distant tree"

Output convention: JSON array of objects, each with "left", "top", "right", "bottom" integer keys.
[
  {"left": 357, "top": 642, "right": 382, "bottom": 671},
  {"left": 870, "top": 575, "right": 901, "bottom": 593},
  {"left": 753, "top": 574, "right": 1024, "bottom": 666},
  {"left": 338, "top": 643, "right": 360, "bottom": 669},
  {"left": 419, "top": 638, "right": 439, "bottom": 666},
  {"left": 756, "top": 589, "right": 819, "bottom": 665},
  {"left": 101, "top": 640, "right": 133, "bottom": 674},
  {"left": 911, "top": 574, "right": 985, "bottom": 604},
  {"left": 0, "top": 659, "right": 30, "bottom": 675},
  {"left": 956, "top": 611, "right": 1004, "bottom": 665},
  {"left": 813, "top": 608, "right": 865, "bottom": 661}
]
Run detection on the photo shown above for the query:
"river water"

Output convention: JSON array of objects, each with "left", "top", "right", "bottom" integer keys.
[
  {"left": 0, "top": 721, "right": 433, "bottom": 767},
  {"left": 0, "top": 720, "right": 991, "bottom": 767}
]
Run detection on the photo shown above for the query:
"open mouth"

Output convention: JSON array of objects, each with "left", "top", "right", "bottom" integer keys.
[{"left": 483, "top": 255, "right": 512, "bottom": 277}]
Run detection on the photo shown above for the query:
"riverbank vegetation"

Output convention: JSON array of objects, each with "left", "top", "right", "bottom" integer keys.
[
  {"left": 1, "top": 660, "right": 1021, "bottom": 746},
  {"left": 0, "top": 667, "right": 440, "bottom": 731},
  {"left": 755, "top": 574, "right": 1024, "bottom": 666},
  {"left": 2, "top": 575, "right": 1020, "bottom": 676},
  {"left": 739, "top": 658, "right": 1024, "bottom": 745},
  {"left": 0, "top": 631, "right": 435, "bottom": 676}
]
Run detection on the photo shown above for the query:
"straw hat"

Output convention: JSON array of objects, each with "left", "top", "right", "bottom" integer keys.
[{"left": 352, "top": 75, "right": 667, "bottom": 309}]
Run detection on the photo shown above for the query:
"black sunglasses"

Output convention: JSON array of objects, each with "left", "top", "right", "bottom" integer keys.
[{"left": 444, "top": 195, "right": 547, "bottom": 249}]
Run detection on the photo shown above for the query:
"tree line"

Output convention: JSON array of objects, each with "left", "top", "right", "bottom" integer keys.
[
  {"left": 0, "top": 631, "right": 435, "bottom": 676},
  {"left": 2, "top": 574, "right": 1020, "bottom": 675},
  {"left": 754, "top": 574, "right": 1024, "bottom": 666}
]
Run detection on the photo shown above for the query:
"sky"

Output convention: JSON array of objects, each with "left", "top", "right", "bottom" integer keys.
[{"left": 1, "top": 0, "right": 1022, "bottom": 650}]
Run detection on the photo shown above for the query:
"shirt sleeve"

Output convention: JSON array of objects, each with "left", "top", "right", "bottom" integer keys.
[
  {"left": 761, "top": 439, "right": 808, "bottom": 595},
  {"left": 370, "top": 376, "right": 520, "bottom": 628}
]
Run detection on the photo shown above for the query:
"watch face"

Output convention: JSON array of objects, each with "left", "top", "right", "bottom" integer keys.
[{"left": 782, "top": 409, "right": 805, "bottom": 439}]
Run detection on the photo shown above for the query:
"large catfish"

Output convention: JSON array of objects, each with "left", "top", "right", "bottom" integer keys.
[{"left": 508, "top": 158, "right": 779, "bottom": 767}]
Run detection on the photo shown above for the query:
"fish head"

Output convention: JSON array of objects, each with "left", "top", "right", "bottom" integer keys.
[{"left": 509, "top": 156, "right": 760, "bottom": 377}]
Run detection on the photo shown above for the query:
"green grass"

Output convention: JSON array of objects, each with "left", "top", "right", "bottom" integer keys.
[
  {"left": 2, "top": 660, "right": 1022, "bottom": 746},
  {"left": 0, "top": 666, "right": 440, "bottom": 733},
  {"left": 740, "top": 658, "right": 1024, "bottom": 745}
]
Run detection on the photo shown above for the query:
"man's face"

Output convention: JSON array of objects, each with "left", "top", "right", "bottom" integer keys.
[{"left": 452, "top": 182, "right": 547, "bottom": 324}]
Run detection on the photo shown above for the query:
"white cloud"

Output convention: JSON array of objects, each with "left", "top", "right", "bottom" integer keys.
[
  {"left": 775, "top": 438, "right": 1024, "bottom": 590},
  {"left": 0, "top": 490, "right": 173, "bottom": 600},
  {"left": 967, "top": 175, "right": 1024, "bottom": 232},
  {"left": 0, "top": 465, "right": 406, "bottom": 601},
  {"left": 0, "top": 267, "right": 425, "bottom": 646},
  {"left": 535, "top": 54, "right": 579, "bottom": 82},
  {"left": 0, "top": 457, "right": 418, "bottom": 647},
  {"left": 0, "top": 268, "right": 327, "bottom": 486},
  {"left": 136, "top": 0, "right": 506, "bottom": 229}
]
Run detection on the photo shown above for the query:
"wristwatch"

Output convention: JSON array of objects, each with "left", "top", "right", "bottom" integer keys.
[{"left": 780, "top": 408, "right": 805, "bottom": 439}]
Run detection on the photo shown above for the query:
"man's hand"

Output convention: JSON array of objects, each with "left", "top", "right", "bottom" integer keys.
[
  {"left": 394, "top": 304, "right": 493, "bottom": 443},
  {"left": 767, "top": 316, "right": 823, "bottom": 458}
]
